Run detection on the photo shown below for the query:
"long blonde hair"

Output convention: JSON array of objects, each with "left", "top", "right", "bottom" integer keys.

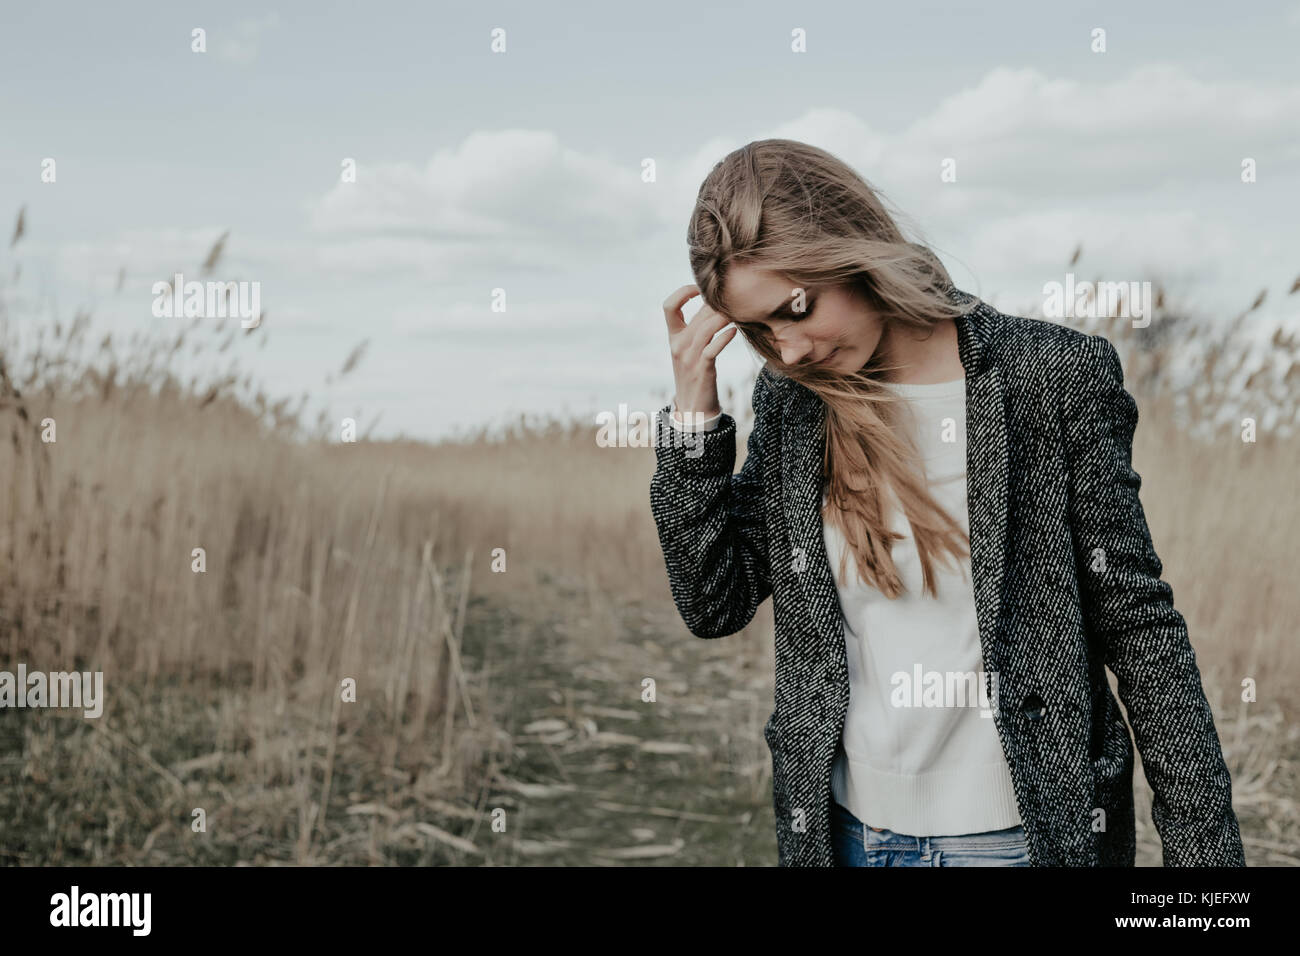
[{"left": 687, "top": 138, "right": 977, "bottom": 598}]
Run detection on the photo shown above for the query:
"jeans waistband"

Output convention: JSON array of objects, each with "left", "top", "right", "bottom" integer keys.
[{"left": 832, "top": 800, "right": 1026, "bottom": 848}]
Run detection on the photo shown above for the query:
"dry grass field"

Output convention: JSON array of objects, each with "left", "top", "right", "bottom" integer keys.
[{"left": 1, "top": 224, "right": 1296, "bottom": 865}]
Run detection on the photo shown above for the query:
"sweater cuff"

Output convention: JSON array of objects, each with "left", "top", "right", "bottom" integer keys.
[
  {"left": 653, "top": 404, "right": 736, "bottom": 474},
  {"left": 669, "top": 400, "right": 724, "bottom": 432}
]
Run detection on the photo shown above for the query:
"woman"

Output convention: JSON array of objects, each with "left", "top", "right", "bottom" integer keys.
[{"left": 650, "top": 139, "right": 1245, "bottom": 867}]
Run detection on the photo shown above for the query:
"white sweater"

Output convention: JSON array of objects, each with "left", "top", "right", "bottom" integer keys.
[{"left": 669, "top": 378, "right": 1021, "bottom": 836}]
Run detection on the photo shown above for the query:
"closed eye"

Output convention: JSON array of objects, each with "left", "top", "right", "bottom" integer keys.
[
  {"left": 781, "top": 295, "right": 817, "bottom": 322},
  {"left": 736, "top": 296, "right": 818, "bottom": 333}
]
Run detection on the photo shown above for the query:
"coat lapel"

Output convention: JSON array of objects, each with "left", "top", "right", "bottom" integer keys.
[{"left": 777, "top": 296, "right": 1011, "bottom": 672}]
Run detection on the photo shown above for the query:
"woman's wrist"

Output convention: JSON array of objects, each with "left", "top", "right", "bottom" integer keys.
[{"left": 670, "top": 399, "right": 724, "bottom": 431}]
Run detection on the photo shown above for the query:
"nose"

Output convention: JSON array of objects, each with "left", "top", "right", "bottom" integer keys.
[{"left": 774, "top": 326, "right": 815, "bottom": 366}]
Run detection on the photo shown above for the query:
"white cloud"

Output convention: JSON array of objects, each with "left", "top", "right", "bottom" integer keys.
[
  {"left": 307, "top": 129, "right": 667, "bottom": 243},
  {"left": 889, "top": 64, "right": 1300, "bottom": 203},
  {"left": 966, "top": 207, "right": 1239, "bottom": 286}
]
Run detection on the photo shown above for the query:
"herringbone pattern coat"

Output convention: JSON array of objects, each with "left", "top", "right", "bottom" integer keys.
[{"left": 648, "top": 290, "right": 1246, "bottom": 866}]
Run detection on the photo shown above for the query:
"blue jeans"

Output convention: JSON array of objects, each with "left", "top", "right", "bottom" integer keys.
[{"left": 832, "top": 801, "right": 1032, "bottom": 866}]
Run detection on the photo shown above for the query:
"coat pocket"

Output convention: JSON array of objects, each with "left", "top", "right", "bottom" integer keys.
[
  {"left": 762, "top": 710, "right": 792, "bottom": 853},
  {"left": 763, "top": 709, "right": 780, "bottom": 751},
  {"left": 762, "top": 711, "right": 785, "bottom": 796}
]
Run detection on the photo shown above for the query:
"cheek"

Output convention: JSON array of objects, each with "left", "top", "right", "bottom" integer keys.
[
  {"left": 826, "top": 306, "right": 857, "bottom": 340},
  {"left": 826, "top": 308, "right": 873, "bottom": 346}
]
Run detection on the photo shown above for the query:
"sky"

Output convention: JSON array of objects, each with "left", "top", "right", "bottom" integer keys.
[{"left": 2, "top": 1, "right": 1298, "bottom": 441}]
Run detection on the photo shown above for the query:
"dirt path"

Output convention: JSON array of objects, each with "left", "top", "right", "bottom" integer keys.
[{"left": 462, "top": 585, "right": 779, "bottom": 866}]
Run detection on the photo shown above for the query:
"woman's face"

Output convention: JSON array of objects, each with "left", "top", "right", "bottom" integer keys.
[{"left": 722, "top": 263, "right": 885, "bottom": 373}]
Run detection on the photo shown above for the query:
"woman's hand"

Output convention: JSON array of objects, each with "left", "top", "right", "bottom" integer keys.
[{"left": 662, "top": 284, "right": 738, "bottom": 424}]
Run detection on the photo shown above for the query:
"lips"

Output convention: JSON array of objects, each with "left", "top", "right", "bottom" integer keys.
[{"left": 811, "top": 348, "right": 839, "bottom": 366}]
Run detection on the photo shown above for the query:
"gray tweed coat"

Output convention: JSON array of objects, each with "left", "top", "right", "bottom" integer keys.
[{"left": 648, "top": 289, "right": 1246, "bottom": 867}]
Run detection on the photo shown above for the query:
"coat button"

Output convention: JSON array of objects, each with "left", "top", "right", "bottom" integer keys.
[{"left": 1021, "top": 692, "right": 1046, "bottom": 720}]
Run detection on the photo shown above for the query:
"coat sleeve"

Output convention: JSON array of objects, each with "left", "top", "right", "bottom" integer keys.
[
  {"left": 1061, "top": 335, "right": 1246, "bottom": 866},
  {"left": 649, "top": 373, "right": 774, "bottom": 639}
]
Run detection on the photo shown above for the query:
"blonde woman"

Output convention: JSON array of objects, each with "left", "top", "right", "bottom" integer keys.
[{"left": 650, "top": 139, "right": 1245, "bottom": 867}]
